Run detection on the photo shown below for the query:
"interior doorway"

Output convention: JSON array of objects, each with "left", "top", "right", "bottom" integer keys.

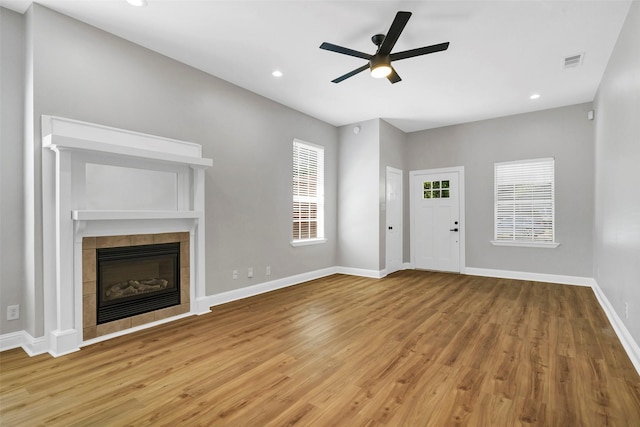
[{"left": 385, "top": 167, "right": 403, "bottom": 275}]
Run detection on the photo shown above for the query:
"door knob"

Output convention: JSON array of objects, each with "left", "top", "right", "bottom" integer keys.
[
  {"left": 449, "top": 228, "right": 459, "bottom": 232},
  {"left": 388, "top": 226, "right": 393, "bottom": 230}
]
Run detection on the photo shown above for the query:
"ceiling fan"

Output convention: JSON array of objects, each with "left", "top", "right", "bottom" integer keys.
[{"left": 320, "top": 11, "right": 450, "bottom": 84}]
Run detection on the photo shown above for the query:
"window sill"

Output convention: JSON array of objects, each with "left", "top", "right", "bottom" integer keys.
[
  {"left": 491, "top": 240, "right": 560, "bottom": 249},
  {"left": 291, "top": 238, "right": 327, "bottom": 247}
]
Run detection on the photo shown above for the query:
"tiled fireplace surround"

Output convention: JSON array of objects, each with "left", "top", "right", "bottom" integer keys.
[
  {"left": 82, "top": 232, "right": 190, "bottom": 340},
  {"left": 42, "top": 116, "right": 212, "bottom": 357}
]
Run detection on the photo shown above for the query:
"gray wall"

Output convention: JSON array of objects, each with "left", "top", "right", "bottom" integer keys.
[
  {"left": 23, "top": 4, "right": 338, "bottom": 337},
  {"left": 594, "top": 0, "right": 640, "bottom": 343},
  {"left": 379, "top": 120, "right": 406, "bottom": 267},
  {"left": 406, "top": 103, "right": 595, "bottom": 277},
  {"left": 6, "top": 2, "right": 636, "bottom": 348},
  {"left": 337, "top": 119, "right": 380, "bottom": 271},
  {"left": 0, "top": 8, "right": 26, "bottom": 334}
]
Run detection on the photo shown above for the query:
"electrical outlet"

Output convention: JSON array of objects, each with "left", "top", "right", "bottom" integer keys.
[
  {"left": 7, "top": 305, "right": 20, "bottom": 320},
  {"left": 248, "top": 267, "right": 253, "bottom": 278},
  {"left": 266, "top": 266, "right": 271, "bottom": 276},
  {"left": 232, "top": 270, "right": 238, "bottom": 279}
]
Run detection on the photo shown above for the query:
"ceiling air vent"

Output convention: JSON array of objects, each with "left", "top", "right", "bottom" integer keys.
[{"left": 564, "top": 53, "right": 584, "bottom": 69}]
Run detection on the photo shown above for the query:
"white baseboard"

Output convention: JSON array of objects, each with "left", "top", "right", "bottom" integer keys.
[
  {"left": 201, "top": 267, "right": 339, "bottom": 308},
  {"left": 463, "top": 267, "right": 594, "bottom": 286},
  {"left": 0, "top": 331, "right": 24, "bottom": 352},
  {"left": 590, "top": 279, "right": 640, "bottom": 375},
  {"left": 23, "top": 331, "right": 48, "bottom": 356},
  {"left": 0, "top": 330, "right": 48, "bottom": 356},
  {"left": 335, "top": 266, "right": 386, "bottom": 279}
]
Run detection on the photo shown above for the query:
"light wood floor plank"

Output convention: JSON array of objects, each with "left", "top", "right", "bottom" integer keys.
[{"left": 1, "top": 270, "right": 639, "bottom": 426}]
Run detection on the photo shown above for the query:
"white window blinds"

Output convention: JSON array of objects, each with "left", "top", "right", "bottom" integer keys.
[
  {"left": 494, "top": 158, "right": 555, "bottom": 244},
  {"left": 292, "top": 140, "right": 324, "bottom": 242}
]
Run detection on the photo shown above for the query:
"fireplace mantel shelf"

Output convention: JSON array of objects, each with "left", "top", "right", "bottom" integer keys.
[
  {"left": 71, "top": 210, "right": 203, "bottom": 221},
  {"left": 42, "top": 115, "right": 213, "bottom": 168},
  {"left": 47, "top": 137, "right": 213, "bottom": 168}
]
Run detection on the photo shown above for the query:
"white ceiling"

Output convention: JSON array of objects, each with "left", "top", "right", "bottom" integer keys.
[{"left": 1, "top": 0, "right": 632, "bottom": 132}]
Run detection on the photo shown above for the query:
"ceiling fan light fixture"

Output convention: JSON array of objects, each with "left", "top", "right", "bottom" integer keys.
[
  {"left": 370, "top": 55, "right": 392, "bottom": 78},
  {"left": 371, "top": 64, "right": 392, "bottom": 78}
]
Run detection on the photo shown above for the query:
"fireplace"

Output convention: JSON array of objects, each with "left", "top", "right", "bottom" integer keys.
[
  {"left": 82, "top": 232, "right": 191, "bottom": 341},
  {"left": 97, "top": 242, "right": 180, "bottom": 324},
  {"left": 41, "top": 115, "right": 212, "bottom": 357}
]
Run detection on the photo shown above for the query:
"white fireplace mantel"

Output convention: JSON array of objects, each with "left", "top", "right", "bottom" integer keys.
[{"left": 41, "top": 115, "right": 212, "bottom": 357}]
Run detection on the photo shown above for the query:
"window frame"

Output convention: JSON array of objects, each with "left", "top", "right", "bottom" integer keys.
[
  {"left": 491, "top": 158, "right": 559, "bottom": 248},
  {"left": 291, "top": 139, "right": 326, "bottom": 246}
]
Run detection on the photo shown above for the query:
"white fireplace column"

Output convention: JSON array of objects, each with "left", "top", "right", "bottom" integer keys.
[{"left": 42, "top": 116, "right": 212, "bottom": 357}]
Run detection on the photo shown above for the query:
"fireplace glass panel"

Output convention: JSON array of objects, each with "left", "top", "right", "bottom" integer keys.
[{"left": 96, "top": 242, "right": 180, "bottom": 324}]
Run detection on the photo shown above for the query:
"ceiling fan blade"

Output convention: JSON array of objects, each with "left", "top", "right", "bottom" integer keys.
[
  {"left": 331, "top": 64, "right": 370, "bottom": 83},
  {"left": 390, "top": 42, "right": 450, "bottom": 62},
  {"left": 387, "top": 66, "right": 402, "bottom": 84},
  {"left": 320, "top": 42, "right": 372, "bottom": 60},
  {"left": 378, "top": 11, "right": 412, "bottom": 55}
]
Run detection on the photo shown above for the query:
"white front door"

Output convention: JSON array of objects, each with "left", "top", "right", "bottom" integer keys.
[
  {"left": 411, "top": 169, "right": 462, "bottom": 272},
  {"left": 385, "top": 167, "right": 403, "bottom": 274}
]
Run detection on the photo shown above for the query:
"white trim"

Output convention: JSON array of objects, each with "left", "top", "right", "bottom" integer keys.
[
  {"left": 49, "top": 329, "right": 81, "bottom": 357},
  {"left": 0, "top": 331, "right": 25, "bottom": 352},
  {"left": 335, "top": 266, "right": 386, "bottom": 279},
  {"left": 81, "top": 312, "right": 195, "bottom": 349},
  {"left": 0, "top": 331, "right": 48, "bottom": 356},
  {"left": 72, "top": 210, "right": 203, "bottom": 221},
  {"left": 490, "top": 240, "right": 560, "bottom": 248},
  {"left": 590, "top": 279, "right": 640, "bottom": 375},
  {"left": 290, "top": 238, "right": 327, "bottom": 247},
  {"left": 293, "top": 138, "right": 324, "bottom": 151},
  {"left": 41, "top": 115, "right": 212, "bottom": 168},
  {"left": 463, "top": 267, "right": 594, "bottom": 286},
  {"left": 22, "top": 332, "right": 48, "bottom": 356},
  {"left": 201, "top": 267, "right": 338, "bottom": 308}
]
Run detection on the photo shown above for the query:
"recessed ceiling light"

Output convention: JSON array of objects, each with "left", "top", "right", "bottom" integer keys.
[
  {"left": 272, "top": 70, "right": 283, "bottom": 77},
  {"left": 529, "top": 93, "right": 541, "bottom": 100},
  {"left": 126, "top": 0, "right": 147, "bottom": 7}
]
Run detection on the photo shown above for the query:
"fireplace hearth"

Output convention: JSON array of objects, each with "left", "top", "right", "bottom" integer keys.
[{"left": 96, "top": 242, "right": 180, "bottom": 324}]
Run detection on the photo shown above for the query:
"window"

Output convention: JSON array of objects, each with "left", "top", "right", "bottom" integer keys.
[
  {"left": 292, "top": 139, "right": 325, "bottom": 245},
  {"left": 492, "top": 158, "right": 558, "bottom": 248}
]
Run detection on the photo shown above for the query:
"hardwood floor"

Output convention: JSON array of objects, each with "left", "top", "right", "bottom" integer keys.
[{"left": 2, "top": 270, "right": 639, "bottom": 426}]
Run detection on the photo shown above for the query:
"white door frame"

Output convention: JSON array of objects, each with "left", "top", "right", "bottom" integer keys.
[
  {"left": 385, "top": 167, "right": 403, "bottom": 275},
  {"left": 410, "top": 166, "right": 465, "bottom": 272}
]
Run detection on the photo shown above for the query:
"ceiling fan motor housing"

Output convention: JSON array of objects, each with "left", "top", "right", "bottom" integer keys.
[{"left": 370, "top": 54, "right": 391, "bottom": 70}]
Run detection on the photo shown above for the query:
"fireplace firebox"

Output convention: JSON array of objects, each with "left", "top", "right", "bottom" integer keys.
[{"left": 96, "top": 242, "right": 180, "bottom": 324}]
